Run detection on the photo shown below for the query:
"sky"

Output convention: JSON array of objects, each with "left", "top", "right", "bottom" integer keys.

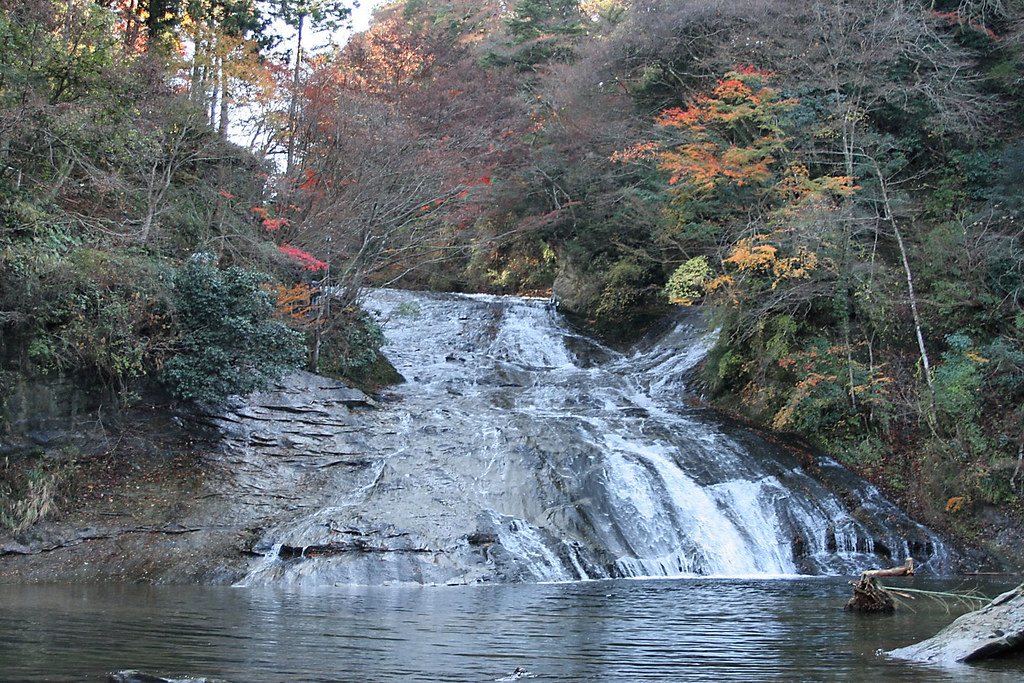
[
  {"left": 285, "top": 0, "right": 387, "bottom": 53},
  {"left": 229, "top": 1, "right": 387, "bottom": 153}
]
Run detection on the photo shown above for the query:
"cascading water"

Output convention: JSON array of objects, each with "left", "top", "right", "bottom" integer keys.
[{"left": 235, "top": 289, "right": 949, "bottom": 586}]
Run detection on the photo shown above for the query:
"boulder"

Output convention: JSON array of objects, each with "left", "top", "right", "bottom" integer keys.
[{"left": 887, "top": 583, "right": 1024, "bottom": 664}]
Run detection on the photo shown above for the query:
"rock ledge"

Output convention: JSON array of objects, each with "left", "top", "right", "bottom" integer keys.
[{"left": 888, "top": 583, "right": 1024, "bottom": 664}]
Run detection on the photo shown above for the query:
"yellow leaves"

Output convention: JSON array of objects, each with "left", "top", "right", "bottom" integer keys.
[
  {"left": 704, "top": 274, "right": 734, "bottom": 294},
  {"left": 850, "top": 371, "right": 891, "bottom": 396},
  {"left": 723, "top": 240, "right": 777, "bottom": 271},
  {"left": 656, "top": 70, "right": 795, "bottom": 133},
  {"left": 609, "top": 141, "right": 658, "bottom": 163},
  {"left": 623, "top": 67, "right": 859, "bottom": 223},
  {"left": 274, "top": 283, "right": 316, "bottom": 324},
  {"left": 656, "top": 105, "right": 705, "bottom": 129},
  {"left": 770, "top": 370, "right": 838, "bottom": 430},
  {"left": 350, "top": 18, "right": 435, "bottom": 91},
  {"left": 657, "top": 142, "right": 776, "bottom": 193},
  {"left": 772, "top": 340, "right": 894, "bottom": 433},
  {"left": 719, "top": 145, "right": 775, "bottom": 187},
  {"left": 711, "top": 78, "right": 754, "bottom": 103},
  {"left": 658, "top": 143, "right": 722, "bottom": 188},
  {"left": 773, "top": 246, "right": 818, "bottom": 284},
  {"left": 717, "top": 231, "right": 820, "bottom": 290},
  {"left": 813, "top": 126, "right": 841, "bottom": 141},
  {"left": 965, "top": 350, "right": 989, "bottom": 364}
]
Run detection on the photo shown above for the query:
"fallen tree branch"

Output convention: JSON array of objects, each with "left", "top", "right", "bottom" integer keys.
[{"left": 861, "top": 557, "right": 914, "bottom": 578}]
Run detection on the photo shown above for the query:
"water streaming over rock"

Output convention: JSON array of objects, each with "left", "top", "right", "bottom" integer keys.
[{"left": 235, "top": 289, "right": 948, "bottom": 586}]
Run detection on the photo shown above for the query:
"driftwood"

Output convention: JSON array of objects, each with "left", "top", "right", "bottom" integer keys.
[
  {"left": 845, "top": 558, "right": 915, "bottom": 614},
  {"left": 861, "top": 557, "right": 914, "bottom": 578}
]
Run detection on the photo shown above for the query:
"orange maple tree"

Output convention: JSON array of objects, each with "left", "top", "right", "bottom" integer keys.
[{"left": 616, "top": 68, "right": 857, "bottom": 304}]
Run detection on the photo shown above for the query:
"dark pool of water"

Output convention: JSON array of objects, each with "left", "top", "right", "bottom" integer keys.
[{"left": 1, "top": 577, "right": 1022, "bottom": 682}]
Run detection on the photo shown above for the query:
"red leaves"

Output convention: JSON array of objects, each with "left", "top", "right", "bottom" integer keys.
[
  {"left": 278, "top": 244, "right": 328, "bottom": 271},
  {"left": 297, "top": 168, "right": 321, "bottom": 192},
  {"left": 263, "top": 218, "right": 291, "bottom": 232},
  {"left": 735, "top": 64, "right": 768, "bottom": 76},
  {"left": 931, "top": 11, "right": 999, "bottom": 40},
  {"left": 610, "top": 142, "right": 659, "bottom": 164}
]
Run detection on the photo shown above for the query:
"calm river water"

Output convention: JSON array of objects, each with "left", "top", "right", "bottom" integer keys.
[{"left": 2, "top": 577, "right": 1022, "bottom": 682}]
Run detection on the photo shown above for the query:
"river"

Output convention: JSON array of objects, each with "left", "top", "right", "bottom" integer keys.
[{"left": 2, "top": 577, "right": 1022, "bottom": 681}]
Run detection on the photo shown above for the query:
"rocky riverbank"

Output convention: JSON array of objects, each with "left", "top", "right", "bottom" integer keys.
[
  {"left": 888, "top": 583, "right": 1024, "bottom": 664},
  {"left": 1, "top": 373, "right": 378, "bottom": 583}
]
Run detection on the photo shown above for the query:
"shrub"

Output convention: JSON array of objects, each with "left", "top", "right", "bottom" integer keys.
[
  {"left": 1, "top": 243, "right": 170, "bottom": 398},
  {"left": 665, "top": 255, "right": 712, "bottom": 304},
  {"left": 160, "top": 257, "right": 306, "bottom": 404},
  {"left": 316, "top": 306, "right": 402, "bottom": 389}
]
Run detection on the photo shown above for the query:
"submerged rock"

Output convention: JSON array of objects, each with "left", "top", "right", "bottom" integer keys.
[
  {"left": 887, "top": 583, "right": 1024, "bottom": 663},
  {"left": 109, "top": 671, "right": 231, "bottom": 683}
]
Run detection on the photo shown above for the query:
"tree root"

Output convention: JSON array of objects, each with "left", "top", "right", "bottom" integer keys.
[{"left": 845, "top": 558, "right": 915, "bottom": 614}]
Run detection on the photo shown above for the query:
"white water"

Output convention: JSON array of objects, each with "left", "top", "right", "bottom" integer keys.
[{"left": 236, "top": 289, "right": 949, "bottom": 586}]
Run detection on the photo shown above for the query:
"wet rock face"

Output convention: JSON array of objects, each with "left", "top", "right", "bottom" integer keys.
[
  {"left": 223, "top": 290, "right": 951, "bottom": 587},
  {"left": 0, "top": 289, "right": 956, "bottom": 585},
  {"left": 194, "top": 371, "right": 376, "bottom": 459},
  {"left": 0, "top": 375, "right": 114, "bottom": 456},
  {"left": 888, "top": 584, "right": 1024, "bottom": 664}
]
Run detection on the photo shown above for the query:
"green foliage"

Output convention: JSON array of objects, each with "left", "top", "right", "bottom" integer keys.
[
  {"left": 982, "top": 336, "right": 1024, "bottom": 399},
  {"left": 316, "top": 307, "right": 400, "bottom": 387},
  {"left": 932, "top": 333, "right": 987, "bottom": 455},
  {"left": 665, "top": 256, "right": 712, "bottom": 304},
  {"left": 934, "top": 334, "right": 984, "bottom": 418},
  {"left": 0, "top": 0, "right": 1023, "bottom": 546},
  {"left": 591, "top": 256, "right": 665, "bottom": 335},
  {"left": 773, "top": 339, "right": 893, "bottom": 448},
  {"left": 1, "top": 237, "right": 171, "bottom": 397},
  {"left": 466, "top": 237, "right": 557, "bottom": 294},
  {"left": 506, "top": 0, "right": 584, "bottom": 43},
  {"left": 483, "top": 0, "right": 585, "bottom": 68},
  {"left": 272, "top": 0, "right": 353, "bottom": 32},
  {"left": 160, "top": 257, "right": 306, "bottom": 404}
]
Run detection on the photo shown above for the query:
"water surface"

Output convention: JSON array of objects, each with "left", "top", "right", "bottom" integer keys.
[{"left": 2, "top": 577, "right": 1021, "bottom": 681}]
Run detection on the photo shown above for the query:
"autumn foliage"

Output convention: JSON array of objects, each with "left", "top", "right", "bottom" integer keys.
[{"left": 3, "top": 0, "right": 1024, "bottom": 549}]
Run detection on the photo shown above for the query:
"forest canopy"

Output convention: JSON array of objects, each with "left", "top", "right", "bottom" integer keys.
[{"left": 2, "top": 0, "right": 1023, "bottom": 541}]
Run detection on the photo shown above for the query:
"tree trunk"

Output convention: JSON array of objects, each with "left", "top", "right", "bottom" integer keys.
[
  {"left": 218, "top": 54, "right": 229, "bottom": 138},
  {"left": 286, "top": 15, "right": 305, "bottom": 177},
  {"left": 872, "top": 159, "right": 935, "bottom": 412}
]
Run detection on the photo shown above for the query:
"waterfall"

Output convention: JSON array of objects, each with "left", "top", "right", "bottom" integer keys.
[{"left": 233, "top": 290, "right": 949, "bottom": 587}]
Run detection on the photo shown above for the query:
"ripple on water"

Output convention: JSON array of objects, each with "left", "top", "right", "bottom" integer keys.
[{"left": 2, "top": 578, "right": 1023, "bottom": 682}]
